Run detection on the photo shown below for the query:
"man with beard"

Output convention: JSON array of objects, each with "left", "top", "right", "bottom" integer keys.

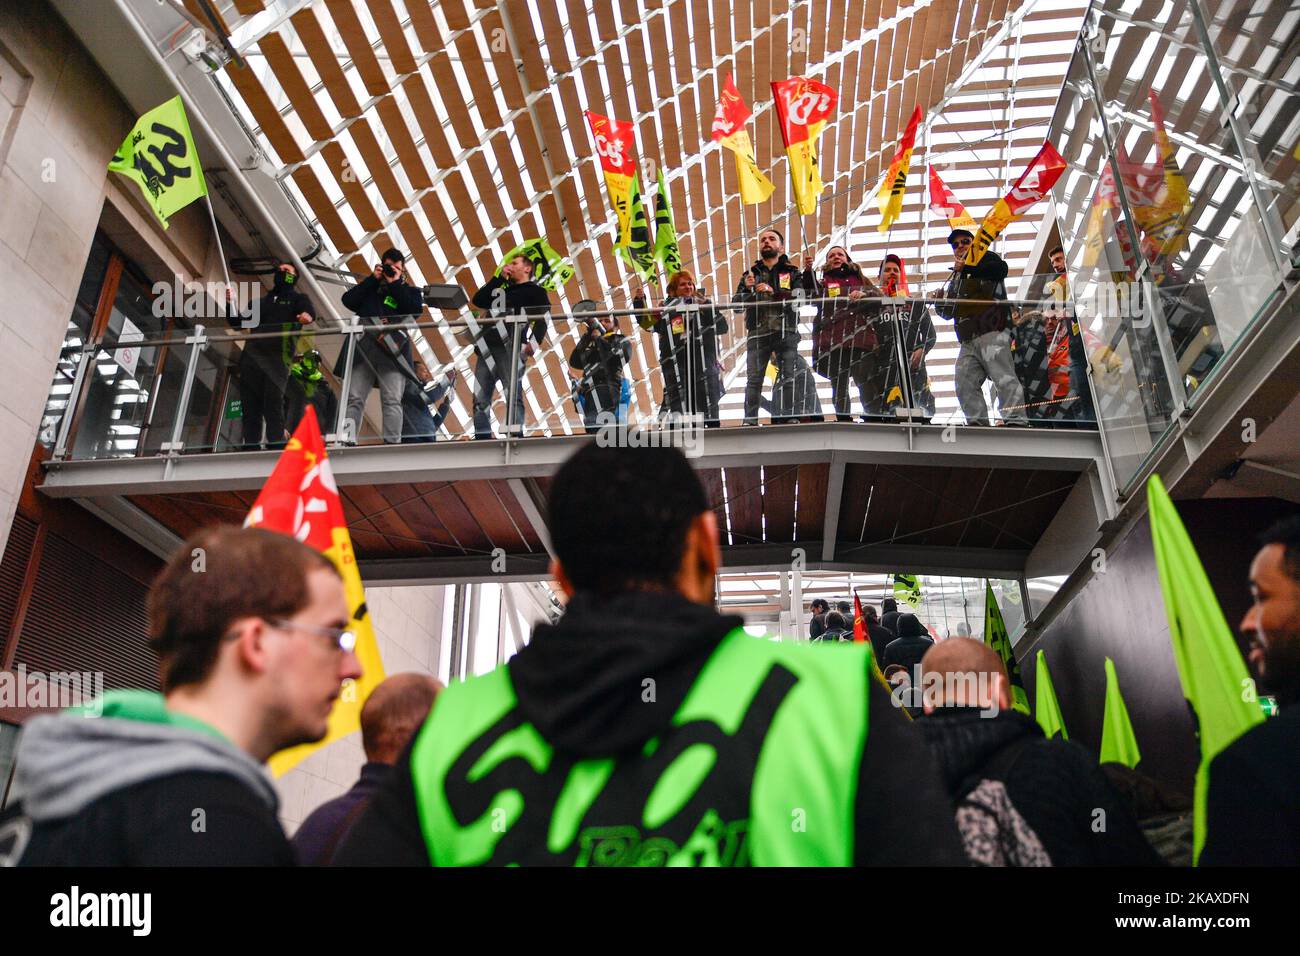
[
  {"left": 734, "top": 229, "right": 819, "bottom": 425},
  {"left": 1200, "top": 516, "right": 1300, "bottom": 866}
]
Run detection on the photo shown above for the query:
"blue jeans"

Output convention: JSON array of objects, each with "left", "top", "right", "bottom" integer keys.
[{"left": 472, "top": 341, "right": 526, "bottom": 438}]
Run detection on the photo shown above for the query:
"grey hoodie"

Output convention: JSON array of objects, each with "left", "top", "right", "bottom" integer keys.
[{"left": 14, "top": 712, "right": 279, "bottom": 823}]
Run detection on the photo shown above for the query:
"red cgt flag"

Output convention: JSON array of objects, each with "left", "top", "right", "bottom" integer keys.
[
  {"left": 771, "top": 77, "right": 838, "bottom": 214},
  {"left": 967, "top": 141, "right": 1067, "bottom": 265},
  {"left": 853, "top": 592, "right": 867, "bottom": 645},
  {"left": 244, "top": 406, "right": 386, "bottom": 776}
]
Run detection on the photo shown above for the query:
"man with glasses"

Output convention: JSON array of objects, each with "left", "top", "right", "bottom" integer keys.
[
  {"left": 8, "top": 526, "right": 362, "bottom": 866},
  {"left": 935, "top": 229, "right": 1027, "bottom": 426}
]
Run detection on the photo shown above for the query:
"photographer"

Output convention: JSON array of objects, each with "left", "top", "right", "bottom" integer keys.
[
  {"left": 338, "top": 248, "right": 425, "bottom": 444},
  {"left": 468, "top": 255, "right": 551, "bottom": 439},
  {"left": 633, "top": 271, "right": 728, "bottom": 427},
  {"left": 222, "top": 261, "right": 315, "bottom": 450},
  {"left": 567, "top": 313, "right": 631, "bottom": 434}
]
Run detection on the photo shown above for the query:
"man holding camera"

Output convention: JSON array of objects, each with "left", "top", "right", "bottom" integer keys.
[
  {"left": 339, "top": 248, "right": 425, "bottom": 444},
  {"left": 568, "top": 313, "right": 631, "bottom": 433},
  {"left": 468, "top": 255, "right": 551, "bottom": 439}
]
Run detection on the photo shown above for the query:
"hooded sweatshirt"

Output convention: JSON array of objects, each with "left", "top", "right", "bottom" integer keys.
[
  {"left": 334, "top": 590, "right": 965, "bottom": 866},
  {"left": 919, "top": 707, "right": 1161, "bottom": 867},
  {"left": 7, "top": 689, "right": 292, "bottom": 866},
  {"left": 883, "top": 613, "right": 935, "bottom": 672}
]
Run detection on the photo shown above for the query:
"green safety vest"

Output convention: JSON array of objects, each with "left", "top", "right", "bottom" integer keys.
[{"left": 410, "top": 627, "right": 872, "bottom": 866}]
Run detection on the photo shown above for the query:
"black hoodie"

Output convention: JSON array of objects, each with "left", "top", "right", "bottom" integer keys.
[
  {"left": 919, "top": 708, "right": 1161, "bottom": 866},
  {"left": 334, "top": 590, "right": 965, "bottom": 866}
]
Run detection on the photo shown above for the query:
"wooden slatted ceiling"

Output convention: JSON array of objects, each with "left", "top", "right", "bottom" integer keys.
[{"left": 216, "top": 0, "right": 1054, "bottom": 433}]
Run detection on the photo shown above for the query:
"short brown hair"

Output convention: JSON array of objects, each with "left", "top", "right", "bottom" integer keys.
[{"left": 148, "top": 526, "right": 339, "bottom": 692}]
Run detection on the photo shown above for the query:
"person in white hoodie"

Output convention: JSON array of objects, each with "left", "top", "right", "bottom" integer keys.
[{"left": 3, "top": 526, "right": 361, "bottom": 866}]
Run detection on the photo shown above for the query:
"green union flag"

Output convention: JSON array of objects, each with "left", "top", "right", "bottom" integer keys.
[
  {"left": 1100, "top": 657, "right": 1141, "bottom": 768},
  {"left": 653, "top": 170, "right": 683, "bottom": 276},
  {"left": 1148, "top": 474, "right": 1262, "bottom": 863},
  {"left": 108, "top": 95, "right": 208, "bottom": 229},
  {"left": 497, "top": 238, "right": 574, "bottom": 292},
  {"left": 1034, "top": 649, "right": 1068, "bottom": 740},
  {"left": 615, "top": 173, "right": 658, "bottom": 280},
  {"left": 984, "top": 581, "right": 1030, "bottom": 714},
  {"left": 893, "top": 573, "right": 921, "bottom": 609}
]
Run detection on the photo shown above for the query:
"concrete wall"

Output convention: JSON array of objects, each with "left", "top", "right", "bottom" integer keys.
[{"left": 0, "top": 0, "right": 221, "bottom": 564}]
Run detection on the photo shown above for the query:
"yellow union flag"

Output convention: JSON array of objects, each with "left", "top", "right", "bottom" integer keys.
[
  {"left": 772, "top": 78, "right": 838, "bottom": 215},
  {"left": 711, "top": 74, "right": 775, "bottom": 205},
  {"left": 244, "top": 407, "right": 386, "bottom": 777},
  {"left": 108, "top": 95, "right": 208, "bottom": 229},
  {"left": 876, "top": 106, "right": 922, "bottom": 232},
  {"left": 967, "top": 141, "right": 1066, "bottom": 266}
]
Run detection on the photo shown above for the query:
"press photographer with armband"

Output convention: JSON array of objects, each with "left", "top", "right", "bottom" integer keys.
[
  {"left": 222, "top": 261, "right": 316, "bottom": 450},
  {"left": 337, "top": 248, "right": 425, "bottom": 445},
  {"left": 568, "top": 312, "right": 631, "bottom": 434}
]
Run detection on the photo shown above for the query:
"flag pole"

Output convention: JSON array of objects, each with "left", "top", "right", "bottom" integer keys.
[{"left": 204, "top": 193, "right": 234, "bottom": 294}]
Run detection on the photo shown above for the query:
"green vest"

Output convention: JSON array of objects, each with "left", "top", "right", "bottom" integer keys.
[{"left": 410, "top": 628, "right": 872, "bottom": 866}]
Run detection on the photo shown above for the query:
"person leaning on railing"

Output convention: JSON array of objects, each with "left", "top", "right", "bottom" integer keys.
[
  {"left": 868, "top": 254, "right": 936, "bottom": 421},
  {"left": 810, "top": 246, "right": 877, "bottom": 422},
  {"left": 633, "top": 271, "right": 729, "bottom": 427}
]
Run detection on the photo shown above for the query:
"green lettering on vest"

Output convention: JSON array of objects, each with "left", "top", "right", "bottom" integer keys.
[{"left": 410, "top": 628, "right": 870, "bottom": 866}]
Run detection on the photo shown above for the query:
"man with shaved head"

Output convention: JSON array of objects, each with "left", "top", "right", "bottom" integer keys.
[
  {"left": 917, "top": 638, "right": 1159, "bottom": 866},
  {"left": 292, "top": 673, "right": 442, "bottom": 865}
]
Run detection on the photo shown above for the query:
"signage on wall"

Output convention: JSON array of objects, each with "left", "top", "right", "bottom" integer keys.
[{"left": 113, "top": 317, "right": 144, "bottom": 378}]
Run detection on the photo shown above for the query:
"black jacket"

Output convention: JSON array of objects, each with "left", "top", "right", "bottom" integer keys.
[
  {"left": 223, "top": 289, "right": 315, "bottom": 369},
  {"left": 292, "top": 761, "right": 391, "bottom": 866},
  {"left": 470, "top": 275, "right": 551, "bottom": 350},
  {"left": 569, "top": 328, "right": 631, "bottom": 396},
  {"left": 867, "top": 622, "right": 896, "bottom": 672},
  {"left": 883, "top": 614, "right": 935, "bottom": 672},
  {"left": 935, "top": 250, "right": 1012, "bottom": 343},
  {"left": 1200, "top": 707, "right": 1300, "bottom": 866},
  {"left": 919, "top": 707, "right": 1162, "bottom": 866},
  {"left": 733, "top": 255, "right": 816, "bottom": 335},
  {"left": 337, "top": 274, "right": 424, "bottom": 374},
  {"left": 334, "top": 590, "right": 965, "bottom": 866}
]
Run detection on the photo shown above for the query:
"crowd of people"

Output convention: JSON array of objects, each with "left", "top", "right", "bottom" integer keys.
[
  {"left": 210, "top": 229, "right": 1097, "bottom": 447},
  {"left": 2, "top": 444, "right": 1294, "bottom": 867}
]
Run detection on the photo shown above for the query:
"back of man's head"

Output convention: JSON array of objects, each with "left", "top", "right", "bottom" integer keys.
[
  {"left": 836, "top": 601, "right": 852, "bottom": 614},
  {"left": 360, "top": 673, "right": 443, "bottom": 763},
  {"left": 825, "top": 611, "right": 848, "bottom": 631},
  {"left": 920, "top": 637, "right": 1010, "bottom": 713},
  {"left": 148, "top": 526, "right": 338, "bottom": 693},
  {"left": 547, "top": 444, "right": 714, "bottom": 598},
  {"left": 882, "top": 598, "right": 898, "bottom": 614},
  {"left": 864, "top": 604, "right": 879, "bottom": 623}
]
